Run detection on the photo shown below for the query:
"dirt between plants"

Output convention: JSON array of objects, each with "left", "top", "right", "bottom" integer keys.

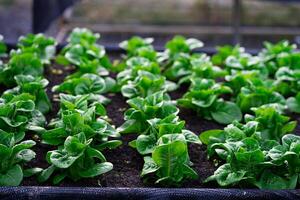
[{"left": 21, "top": 59, "right": 300, "bottom": 188}]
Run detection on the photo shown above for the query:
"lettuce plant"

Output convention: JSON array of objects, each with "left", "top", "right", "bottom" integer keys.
[
  {"left": 178, "top": 78, "right": 242, "bottom": 124},
  {"left": 211, "top": 45, "right": 245, "bottom": 66},
  {"left": 116, "top": 57, "right": 161, "bottom": 89},
  {"left": 274, "top": 67, "right": 300, "bottom": 96},
  {"left": 287, "top": 92, "right": 300, "bottom": 113},
  {"left": 0, "top": 52, "right": 43, "bottom": 87},
  {"left": 163, "top": 35, "right": 203, "bottom": 60},
  {"left": 17, "top": 33, "right": 56, "bottom": 64},
  {"left": 57, "top": 28, "right": 111, "bottom": 77},
  {"left": 259, "top": 40, "right": 297, "bottom": 75},
  {"left": 119, "top": 36, "right": 156, "bottom": 60},
  {"left": 118, "top": 91, "right": 178, "bottom": 134},
  {"left": 130, "top": 114, "right": 200, "bottom": 155},
  {"left": 121, "top": 70, "right": 177, "bottom": 99},
  {"left": 2, "top": 75, "right": 51, "bottom": 114},
  {"left": 42, "top": 94, "right": 119, "bottom": 147},
  {"left": 53, "top": 73, "right": 116, "bottom": 104},
  {"left": 224, "top": 70, "right": 263, "bottom": 96},
  {"left": 0, "top": 93, "right": 46, "bottom": 141},
  {"left": 236, "top": 83, "right": 285, "bottom": 113},
  {"left": 142, "top": 134, "right": 198, "bottom": 185},
  {"left": 244, "top": 105, "right": 297, "bottom": 141},
  {"left": 38, "top": 132, "right": 113, "bottom": 184},
  {"left": 120, "top": 90, "right": 200, "bottom": 185},
  {"left": 176, "top": 54, "right": 226, "bottom": 85},
  {"left": 0, "top": 130, "right": 40, "bottom": 186},
  {"left": 200, "top": 116, "right": 299, "bottom": 189},
  {"left": 224, "top": 54, "right": 268, "bottom": 77}
]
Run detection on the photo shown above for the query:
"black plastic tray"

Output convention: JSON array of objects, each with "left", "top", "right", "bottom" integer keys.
[{"left": 1, "top": 187, "right": 300, "bottom": 200}]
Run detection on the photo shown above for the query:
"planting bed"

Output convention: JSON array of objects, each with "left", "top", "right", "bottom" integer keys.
[
  {"left": 20, "top": 62, "right": 224, "bottom": 188},
  {"left": 1, "top": 29, "right": 300, "bottom": 199}
]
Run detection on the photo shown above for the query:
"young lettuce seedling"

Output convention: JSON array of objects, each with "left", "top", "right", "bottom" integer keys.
[
  {"left": 17, "top": 33, "right": 57, "bottom": 64},
  {"left": 0, "top": 93, "right": 46, "bottom": 140},
  {"left": 2, "top": 75, "right": 51, "bottom": 114},
  {"left": 57, "top": 28, "right": 112, "bottom": 77},
  {"left": 178, "top": 78, "right": 242, "bottom": 124},
  {"left": 38, "top": 133, "right": 113, "bottom": 184},
  {"left": 53, "top": 73, "right": 116, "bottom": 105},
  {"left": 200, "top": 106, "right": 299, "bottom": 189},
  {"left": 0, "top": 130, "right": 41, "bottom": 186},
  {"left": 42, "top": 94, "right": 120, "bottom": 147}
]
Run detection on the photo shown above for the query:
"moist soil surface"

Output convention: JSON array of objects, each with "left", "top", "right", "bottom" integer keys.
[{"left": 20, "top": 54, "right": 300, "bottom": 188}]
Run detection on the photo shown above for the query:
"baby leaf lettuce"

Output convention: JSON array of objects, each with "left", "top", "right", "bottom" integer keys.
[
  {"left": 39, "top": 132, "right": 113, "bottom": 184},
  {"left": 200, "top": 106, "right": 299, "bottom": 189},
  {"left": 53, "top": 73, "right": 116, "bottom": 104},
  {"left": 212, "top": 45, "right": 245, "bottom": 66},
  {"left": 42, "top": 94, "right": 119, "bottom": 147},
  {"left": 287, "top": 92, "right": 300, "bottom": 113},
  {"left": 2, "top": 75, "right": 51, "bottom": 114},
  {"left": 0, "top": 130, "right": 39, "bottom": 186},
  {"left": 0, "top": 93, "right": 46, "bottom": 141},
  {"left": 142, "top": 134, "right": 198, "bottom": 185},
  {"left": 17, "top": 33, "right": 56, "bottom": 64},
  {"left": 118, "top": 91, "right": 178, "bottom": 134},
  {"left": 237, "top": 83, "right": 285, "bottom": 113},
  {"left": 57, "top": 28, "right": 111, "bottom": 77},
  {"left": 178, "top": 78, "right": 242, "bottom": 124},
  {"left": 120, "top": 36, "right": 155, "bottom": 60},
  {"left": 164, "top": 35, "right": 203, "bottom": 60},
  {"left": 0, "top": 52, "right": 43, "bottom": 87},
  {"left": 121, "top": 70, "right": 176, "bottom": 99}
]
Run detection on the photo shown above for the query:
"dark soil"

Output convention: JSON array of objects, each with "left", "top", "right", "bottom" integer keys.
[{"left": 20, "top": 55, "right": 300, "bottom": 188}]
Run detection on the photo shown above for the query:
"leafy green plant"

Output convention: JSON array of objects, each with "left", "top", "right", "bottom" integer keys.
[
  {"left": 236, "top": 83, "right": 285, "bottom": 113},
  {"left": 53, "top": 73, "right": 116, "bottom": 104},
  {"left": 119, "top": 36, "right": 156, "bottom": 60},
  {"left": 116, "top": 57, "right": 161, "bottom": 89},
  {"left": 224, "top": 70, "right": 265, "bottom": 96},
  {"left": 130, "top": 114, "right": 200, "bottom": 155},
  {"left": 142, "top": 134, "right": 198, "bottom": 185},
  {"left": 56, "top": 28, "right": 111, "bottom": 77},
  {"left": 0, "top": 93, "right": 46, "bottom": 141},
  {"left": 121, "top": 70, "right": 177, "bottom": 99},
  {"left": 163, "top": 35, "right": 203, "bottom": 60},
  {"left": 17, "top": 33, "right": 56, "bottom": 64},
  {"left": 118, "top": 91, "right": 178, "bottom": 134},
  {"left": 224, "top": 54, "right": 268, "bottom": 77},
  {"left": 259, "top": 40, "right": 297, "bottom": 75},
  {"left": 200, "top": 117, "right": 299, "bottom": 189},
  {"left": 2, "top": 75, "right": 51, "bottom": 114},
  {"left": 38, "top": 132, "right": 113, "bottom": 184},
  {"left": 0, "top": 130, "right": 41, "bottom": 186},
  {"left": 244, "top": 104, "right": 297, "bottom": 141},
  {"left": 42, "top": 94, "right": 120, "bottom": 147},
  {"left": 274, "top": 67, "right": 300, "bottom": 96},
  {"left": 178, "top": 78, "right": 242, "bottom": 124},
  {"left": 211, "top": 45, "right": 245, "bottom": 66},
  {"left": 287, "top": 92, "right": 300, "bottom": 113},
  {"left": 177, "top": 54, "right": 226, "bottom": 85},
  {"left": 0, "top": 52, "right": 43, "bottom": 87}
]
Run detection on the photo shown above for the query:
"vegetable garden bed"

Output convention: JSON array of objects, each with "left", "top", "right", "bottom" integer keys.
[{"left": 0, "top": 29, "right": 300, "bottom": 199}]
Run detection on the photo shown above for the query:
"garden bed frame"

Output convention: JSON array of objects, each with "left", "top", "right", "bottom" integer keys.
[{"left": 0, "top": 45, "right": 300, "bottom": 200}]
